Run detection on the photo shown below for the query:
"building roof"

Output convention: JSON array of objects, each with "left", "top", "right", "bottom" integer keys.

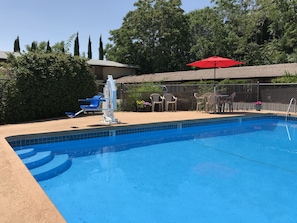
[
  {"left": 115, "top": 63, "right": 297, "bottom": 83},
  {"left": 0, "top": 51, "right": 21, "bottom": 59},
  {"left": 86, "top": 59, "right": 134, "bottom": 68},
  {"left": 0, "top": 51, "right": 134, "bottom": 69}
]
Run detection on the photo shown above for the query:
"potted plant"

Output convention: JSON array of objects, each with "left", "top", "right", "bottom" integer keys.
[
  {"left": 254, "top": 101, "right": 262, "bottom": 111},
  {"left": 136, "top": 100, "right": 152, "bottom": 112}
]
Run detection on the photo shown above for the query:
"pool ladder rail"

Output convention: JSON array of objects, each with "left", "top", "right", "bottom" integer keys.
[{"left": 286, "top": 98, "right": 297, "bottom": 120}]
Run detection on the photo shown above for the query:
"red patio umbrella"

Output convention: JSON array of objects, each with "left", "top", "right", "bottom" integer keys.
[{"left": 187, "top": 56, "right": 244, "bottom": 93}]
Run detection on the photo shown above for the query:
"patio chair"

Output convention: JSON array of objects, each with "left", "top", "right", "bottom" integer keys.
[
  {"left": 200, "top": 93, "right": 212, "bottom": 113},
  {"left": 150, "top": 93, "right": 164, "bottom": 112},
  {"left": 205, "top": 93, "right": 218, "bottom": 113},
  {"left": 194, "top": 93, "right": 205, "bottom": 112},
  {"left": 224, "top": 92, "right": 236, "bottom": 112},
  {"left": 163, "top": 93, "right": 177, "bottom": 111}
]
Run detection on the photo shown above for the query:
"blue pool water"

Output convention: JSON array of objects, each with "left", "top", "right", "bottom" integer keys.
[{"left": 14, "top": 117, "right": 297, "bottom": 222}]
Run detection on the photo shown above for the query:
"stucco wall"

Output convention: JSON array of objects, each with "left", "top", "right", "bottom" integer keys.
[{"left": 103, "top": 67, "right": 136, "bottom": 80}]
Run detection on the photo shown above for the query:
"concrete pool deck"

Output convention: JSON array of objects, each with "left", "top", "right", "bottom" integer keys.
[{"left": 0, "top": 110, "right": 278, "bottom": 222}]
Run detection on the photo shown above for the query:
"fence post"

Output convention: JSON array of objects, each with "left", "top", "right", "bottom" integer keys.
[
  {"left": 257, "top": 81, "right": 260, "bottom": 101},
  {"left": 120, "top": 83, "right": 125, "bottom": 111}
]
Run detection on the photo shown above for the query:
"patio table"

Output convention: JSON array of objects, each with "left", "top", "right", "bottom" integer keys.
[{"left": 216, "top": 94, "right": 229, "bottom": 113}]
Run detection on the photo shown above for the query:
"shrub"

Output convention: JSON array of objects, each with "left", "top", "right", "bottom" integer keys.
[
  {"left": 271, "top": 71, "right": 297, "bottom": 83},
  {"left": 1, "top": 52, "right": 97, "bottom": 123},
  {"left": 123, "top": 83, "right": 163, "bottom": 111}
]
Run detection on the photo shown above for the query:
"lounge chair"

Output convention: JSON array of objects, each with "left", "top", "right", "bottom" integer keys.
[
  {"left": 163, "top": 93, "right": 177, "bottom": 111},
  {"left": 150, "top": 93, "right": 164, "bottom": 112}
]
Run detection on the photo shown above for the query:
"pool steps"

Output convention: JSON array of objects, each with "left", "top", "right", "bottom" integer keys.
[
  {"left": 15, "top": 148, "right": 71, "bottom": 181},
  {"left": 16, "top": 148, "right": 36, "bottom": 159},
  {"left": 23, "top": 151, "right": 53, "bottom": 169}
]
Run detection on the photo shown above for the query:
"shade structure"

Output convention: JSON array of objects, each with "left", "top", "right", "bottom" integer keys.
[{"left": 187, "top": 56, "right": 244, "bottom": 93}]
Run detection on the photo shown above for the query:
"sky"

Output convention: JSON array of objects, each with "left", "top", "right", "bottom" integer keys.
[{"left": 1, "top": 0, "right": 212, "bottom": 59}]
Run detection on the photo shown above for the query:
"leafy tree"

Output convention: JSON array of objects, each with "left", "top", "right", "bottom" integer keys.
[
  {"left": 205, "top": 0, "right": 266, "bottom": 64},
  {"left": 51, "top": 41, "right": 65, "bottom": 53},
  {"left": 51, "top": 34, "right": 76, "bottom": 53},
  {"left": 99, "top": 35, "right": 104, "bottom": 60},
  {"left": 53, "top": 33, "right": 76, "bottom": 54},
  {"left": 25, "top": 41, "right": 48, "bottom": 53},
  {"left": 74, "top": 32, "right": 80, "bottom": 56},
  {"left": 88, "top": 36, "right": 92, "bottom": 59},
  {"left": 187, "top": 7, "right": 228, "bottom": 60},
  {"left": 206, "top": 0, "right": 297, "bottom": 64},
  {"left": 106, "top": 0, "right": 191, "bottom": 74},
  {"left": 13, "top": 36, "right": 20, "bottom": 52},
  {"left": 263, "top": 0, "right": 297, "bottom": 63}
]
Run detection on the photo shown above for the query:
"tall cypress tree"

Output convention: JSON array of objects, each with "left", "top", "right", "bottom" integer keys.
[
  {"left": 99, "top": 35, "right": 104, "bottom": 60},
  {"left": 74, "top": 32, "right": 80, "bottom": 56},
  {"left": 87, "top": 36, "right": 92, "bottom": 59},
  {"left": 46, "top": 40, "right": 52, "bottom": 53},
  {"left": 13, "top": 36, "right": 20, "bottom": 52},
  {"left": 31, "top": 41, "right": 37, "bottom": 51}
]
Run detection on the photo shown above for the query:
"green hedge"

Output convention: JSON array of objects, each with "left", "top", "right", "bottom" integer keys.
[{"left": 1, "top": 52, "right": 97, "bottom": 123}]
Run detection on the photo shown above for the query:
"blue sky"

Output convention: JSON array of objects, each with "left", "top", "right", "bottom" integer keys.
[{"left": 1, "top": 0, "right": 211, "bottom": 59}]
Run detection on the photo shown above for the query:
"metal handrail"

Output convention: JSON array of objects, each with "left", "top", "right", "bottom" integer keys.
[{"left": 286, "top": 98, "right": 296, "bottom": 120}]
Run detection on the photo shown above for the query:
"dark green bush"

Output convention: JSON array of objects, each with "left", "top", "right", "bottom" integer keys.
[
  {"left": 1, "top": 52, "right": 97, "bottom": 123},
  {"left": 271, "top": 71, "right": 297, "bottom": 83}
]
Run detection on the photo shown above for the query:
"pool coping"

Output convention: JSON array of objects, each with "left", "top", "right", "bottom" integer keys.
[
  {"left": 7, "top": 114, "right": 281, "bottom": 147},
  {"left": 0, "top": 111, "right": 290, "bottom": 222}
]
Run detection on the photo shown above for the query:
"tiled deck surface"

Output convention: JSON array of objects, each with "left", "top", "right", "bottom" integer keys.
[{"left": 0, "top": 110, "right": 276, "bottom": 222}]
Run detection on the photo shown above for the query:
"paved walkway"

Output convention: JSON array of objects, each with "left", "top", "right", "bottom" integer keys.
[{"left": 0, "top": 111, "right": 273, "bottom": 222}]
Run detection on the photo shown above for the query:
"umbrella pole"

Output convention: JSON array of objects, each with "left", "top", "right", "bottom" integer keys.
[{"left": 213, "top": 67, "right": 216, "bottom": 94}]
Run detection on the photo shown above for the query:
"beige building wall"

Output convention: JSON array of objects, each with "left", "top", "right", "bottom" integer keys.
[
  {"left": 91, "top": 66, "right": 136, "bottom": 82},
  {"left": 102, "top": 67, "right": 136, "bottom": 80},
  {"left": 91, "top": 66, "right": 104, "bottom": 80}
]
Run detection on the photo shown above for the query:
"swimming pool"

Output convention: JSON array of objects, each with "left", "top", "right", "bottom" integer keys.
[{"left": 11, "top": 116, "right": 297, "bottom": 222}]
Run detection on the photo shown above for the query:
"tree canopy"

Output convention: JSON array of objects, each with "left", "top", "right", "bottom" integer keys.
[
  {"left": 106, "top": 0, "right": 191, "bottom": 73},
  {"left": 106, "top": 0, "right": 297, "bottom": 74}
]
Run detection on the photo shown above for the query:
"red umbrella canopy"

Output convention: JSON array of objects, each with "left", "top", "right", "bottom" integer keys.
[
  {"left": 186, "top": 56, "right": 244, "bottom": 68},
  {"left": 187, "top": 56, "right": 244, "bottom": 94}
]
